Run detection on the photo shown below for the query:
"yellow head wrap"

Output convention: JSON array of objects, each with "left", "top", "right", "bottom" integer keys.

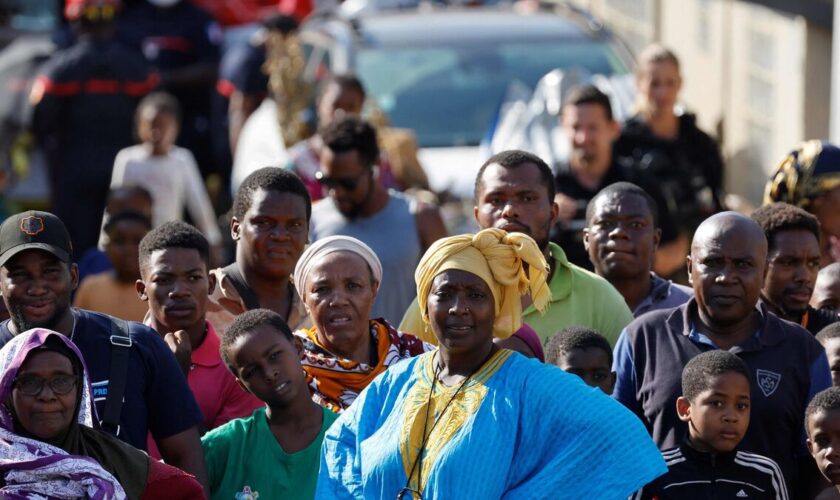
[
  {"left": 415, "top": 228, "right": 551, "bottom": 339},
  {"left": 764, "top": 140, "right": 840, "bottom": 208}
]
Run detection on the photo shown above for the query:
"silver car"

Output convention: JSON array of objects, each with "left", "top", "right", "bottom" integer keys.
[{"left": 300, "top": 5, "right": 635, "bottom": 198}]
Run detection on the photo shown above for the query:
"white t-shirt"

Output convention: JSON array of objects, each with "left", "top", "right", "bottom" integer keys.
[
  {"left": 231, "top": 98, "right": 288, "bottom": 196},
  {"left": 110, "top": 145, "right": 222, "bottom": 245}
]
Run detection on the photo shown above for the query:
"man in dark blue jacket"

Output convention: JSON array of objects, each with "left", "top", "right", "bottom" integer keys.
[{"left": 613, "top": 211, "right": 830, "bottom": 495}]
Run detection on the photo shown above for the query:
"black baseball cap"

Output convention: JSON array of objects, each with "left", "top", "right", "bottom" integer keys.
[{"left": 0, "top": 211, "right": 73, "bottom": 268}]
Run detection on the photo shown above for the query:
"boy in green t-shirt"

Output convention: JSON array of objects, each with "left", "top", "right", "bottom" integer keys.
[{"left": 202, "top": 309, "right": 338, "bottom": 500}]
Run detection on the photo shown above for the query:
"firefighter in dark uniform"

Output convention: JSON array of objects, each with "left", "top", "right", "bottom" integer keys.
[
  {"left": 117, "top": 0, "right": 222, "bottom": 179},
  {"left": 30, "top": 0, "right": 156, "bottom": 256}
]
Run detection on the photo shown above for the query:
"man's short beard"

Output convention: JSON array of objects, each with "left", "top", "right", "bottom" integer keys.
[
  {"left": 781, "top": 304, "right": 808, "bottom": 322},
  {"left": 10, "top": 303, "right": 63, "bottom": 333}
]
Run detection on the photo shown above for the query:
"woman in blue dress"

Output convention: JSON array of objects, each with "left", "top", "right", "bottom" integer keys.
[{"left": 316, "top": 228, "right": 665, "bottom": 499}]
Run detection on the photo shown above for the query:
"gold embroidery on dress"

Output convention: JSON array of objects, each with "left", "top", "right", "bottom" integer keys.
[{"left": 399, "top": 349, "right": 512, "bottom": 495}]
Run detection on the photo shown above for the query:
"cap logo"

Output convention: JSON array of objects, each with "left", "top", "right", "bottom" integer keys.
[{"left": 19, "top": 216, "right": 45, "bottom": 237}]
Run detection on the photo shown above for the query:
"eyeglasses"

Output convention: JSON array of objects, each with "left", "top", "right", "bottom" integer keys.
[
  {"left": 315, "top": 170, "right": 367, "bottom": 191},
  {"left": 14, "top": 374, "right": 78, "bottom": 396}
]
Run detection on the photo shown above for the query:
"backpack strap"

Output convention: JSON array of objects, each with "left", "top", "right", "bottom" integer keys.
[
  {"left": 100, "top": 315, "right": 133, "bottom": 436},
  {"left": 222, "top": 262, "right": 260, "bottom": 310}
]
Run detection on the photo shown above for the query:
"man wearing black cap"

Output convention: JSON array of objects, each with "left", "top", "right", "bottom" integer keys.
[{"left": 0, "top": 210, "right": 209, "bottom": 491}]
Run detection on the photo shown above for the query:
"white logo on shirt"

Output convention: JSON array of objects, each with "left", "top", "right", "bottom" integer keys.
[
  {"left": 234, "top": 486, "right": 259, "bottom": 500},
  {"left": 756, "top": 369, "right": 781, "bottom": 397},
  {"left": 736, "top": 489, "right": 748, "bottom": 497}
]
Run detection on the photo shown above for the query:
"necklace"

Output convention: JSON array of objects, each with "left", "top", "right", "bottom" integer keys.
[{"left": 397, "top": 349, "right": 496, "bottom": 499}]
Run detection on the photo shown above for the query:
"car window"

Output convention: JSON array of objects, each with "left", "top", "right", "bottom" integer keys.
[
  {"left": 357, "top": 40, "right": 628, "bottom": 147},
  {"left": 0, "top": 0, "right": 58, "bottom": 31}
]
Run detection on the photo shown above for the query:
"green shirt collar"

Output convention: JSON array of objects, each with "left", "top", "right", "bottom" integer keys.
[{"left": 524, "top": 242, "right": 572, "bottom": 316}]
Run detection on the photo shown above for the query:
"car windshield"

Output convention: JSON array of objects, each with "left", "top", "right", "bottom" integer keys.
[
  {"left": 0, "top": 0, "right": 58, "bottom": 31},
  {"left": 357, "top": 40, "right": 628, "bottom": 148}
]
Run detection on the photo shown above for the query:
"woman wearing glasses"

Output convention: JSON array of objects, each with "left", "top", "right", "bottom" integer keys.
[
  {"left": 316, "top": 229, "right": 665, "bottom": 499},
  {"left": 0, "top": 328, "right": 203, "bottom": 499},
  {"left": 294, "top": 236, "right": 431, "bottom": 413}
]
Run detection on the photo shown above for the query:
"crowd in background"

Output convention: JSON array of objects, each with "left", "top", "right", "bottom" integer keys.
[{"left": 4, "top": 0, "right": 840, "bottom": 499}]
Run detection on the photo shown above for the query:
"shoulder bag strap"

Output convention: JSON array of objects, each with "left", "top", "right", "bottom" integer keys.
[
  {"left": 100, "top": 316, "right": 133, "bottom": 436},
  {"left": 222, "top": 262, "right": 261, "bottom": 310}
]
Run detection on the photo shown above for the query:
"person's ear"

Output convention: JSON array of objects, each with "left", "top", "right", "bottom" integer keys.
[
  {"left": 676, "top": 396, "right": 692, "bottom": 422},
  {"left": 225, "top": 361, "right": 253, "bottom": 395},
  {"left": 473, "top": 204, "right": 479, "bottom": 224},
  {"left": 371, "top": 279, "right": 381, "bottom": 298},
  {"left": 234, "top": 377, "right": 252, "bottom": 395},
  {"left": 583, "top": 228, "right": 591, "bottom": 251},
  {"left": 207, "top": 271, "right": 217, "bottom": 295},
  {"left": 135, "top": 279, "right": 148, "bottom": 301},
  {"left": 608, "top": 371, "right": 616, "bottom": 395},
  {"left": 608, "top": 119, "right": 621, "bottom": 141},
  {"left": 686, "top": 254, "right": 694, "bottom": 285},
  {"left": 652, "top": 228, "right": 662, "bottom": 250},
  {"left": 69, "top": 263, "right": 80, "bottom": 291},
  {"left": 230, "top": 216, "right": 241, "bottom": 241},
  {"left": 294, "top": 335, "right": 304, "bottom": 357}
]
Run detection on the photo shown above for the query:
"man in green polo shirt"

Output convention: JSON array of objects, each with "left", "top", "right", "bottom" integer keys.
[{"left": 400, "top": 150, "right": 632, "bottom": 346}]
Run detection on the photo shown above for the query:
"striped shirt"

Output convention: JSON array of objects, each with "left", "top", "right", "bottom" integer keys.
[{"left": 633, "top": 442, "right": 788, "bottom": 500}]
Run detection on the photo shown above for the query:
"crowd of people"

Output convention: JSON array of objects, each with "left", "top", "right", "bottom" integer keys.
[{"left": 6, "top": 0, "right": 840, "bottom": 499}]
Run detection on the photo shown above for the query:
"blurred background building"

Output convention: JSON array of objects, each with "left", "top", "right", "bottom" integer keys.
[{"left": 568, "top": 0, "right": 833, "bottom": 206}]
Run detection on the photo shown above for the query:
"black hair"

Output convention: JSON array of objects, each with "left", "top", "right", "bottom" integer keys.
[
  {"left": 681, "top": 351, "right": 751, "bottom": 402},
  {"left": 750, "top": 202, "right": 821, "bottom": 251},
  {"left": 806, "top": 387, "right": 840, "bottom": 436},
  {"left": 103, "top": 210, "right": 152, "bottom": 235},
  {"left": 817, "top": 323, "right": 840, "bottom": 344},
  {"left": 585, "top": 182, "right": 660, "bottom": 228},
  {"left": 106, "top": 185, "right": 153, "bottom": 206},
  {"left": 261, "top": 14, "right": 298, "bottom": 34},
  {"left": 138, "top": 221, "right": 209, "bottom": 271},
  {"left": 544, "top": 326, "right": 612, "bottom": 366},
  {"left": 319, "top": 115, "right": 380, "bottom": 170},
  {"left": 563, "top": 84, "right": 614, "bottom": 121},
  {"left": 221, "top": 309, "right": 294, "bottom": 369},
  {"left": 321, "top": 74, "right": 366, "bottom": 102},
  {"left": 474, "top": 149, "right": 555, "bottom": 202},
  {"left": 232, "top": 167, "right": 312, "bottom": 221},
  {"left": 136, "top": 91, "right": 182, "bottom": 126}
]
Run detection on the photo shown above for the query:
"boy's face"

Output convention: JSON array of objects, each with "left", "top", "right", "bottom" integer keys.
[
  {"left": 137, "top": 248, "right": 213, "bottom": 334},
  {"left": 225, "top": 325, "right": 305, "bottom": 407},
  {"left": 823, "top": 338, "right": 840, "bottom": 388},
  {"left": 811, "top": 271, "right": 840, "bottom": 311},
  {"left": 807, "top": 408, "right": 840, "bottom": 485},
  {"left": 105, "top": 219, "right": 148, "bottom": 283},
  {"left": 138, "top": 109, "right": 178, "bottom": 155},
  {"left": 676, "top": 372, "right": 751, "bottom": 453},
  {"left": 555, "top": 347, "right": 615, "bottom": 395}
]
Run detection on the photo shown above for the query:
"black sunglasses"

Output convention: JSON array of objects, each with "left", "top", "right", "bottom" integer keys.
[{"left": 315, "top": 170, "right": 367, "bottom": 191}]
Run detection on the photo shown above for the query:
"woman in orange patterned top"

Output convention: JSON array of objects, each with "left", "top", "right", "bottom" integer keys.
[{"left": 292, "top": 235, "right": 431, "bottom": 412}]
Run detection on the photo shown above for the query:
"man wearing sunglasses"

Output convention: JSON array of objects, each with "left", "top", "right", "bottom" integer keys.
[{"left": 310, "top": 116, "right": 447, "bottom": 326}]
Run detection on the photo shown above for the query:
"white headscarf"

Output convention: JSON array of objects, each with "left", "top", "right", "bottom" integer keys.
[{"left": 293, "top": 236, "right": 383, "bottom": 299}]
